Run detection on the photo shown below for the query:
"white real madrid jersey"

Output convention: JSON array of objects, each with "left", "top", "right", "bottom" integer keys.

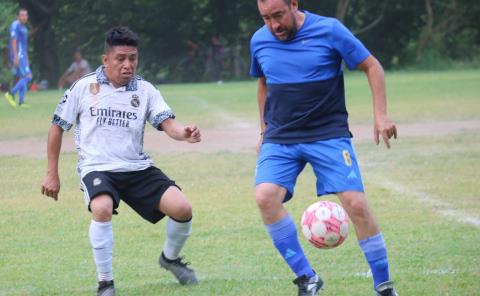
[{"left": 52, "top": 66, "right": 175, "bottom": 178}]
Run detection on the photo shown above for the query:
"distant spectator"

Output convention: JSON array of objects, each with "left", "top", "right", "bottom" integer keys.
[
  {"left": 57, "top": 50, "right": 91, "bottom": 89},
  {"left": 187, "top": 40, "right": 199, "bottom": 58},
  {"left": 208, "top": 35, "right": 225, "bottom": 81},
  {"left": 210, "top": 35, "right": 223, "bottom": 58}
]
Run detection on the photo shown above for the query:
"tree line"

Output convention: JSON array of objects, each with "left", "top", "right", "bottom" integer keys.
[{"left": 0, "top": 0, "right": 479, "bottom": 86}]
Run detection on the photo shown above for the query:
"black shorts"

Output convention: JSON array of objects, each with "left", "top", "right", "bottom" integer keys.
[{"left": 80, "top": 166, "right": 179, "bottom": 224}]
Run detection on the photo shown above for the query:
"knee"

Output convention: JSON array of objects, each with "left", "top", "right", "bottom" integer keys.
[
  {"left": 344, "top": 197, "right": 370, "bottom": 220},
  {"left": 90, "top": 195, "right": 113, "bottom": 222},
  {"left": 255, "top": 185, "right": 282, "bottom": 212},
  {"left": 171, "top": 201, "right": 192, "bottom": 221},
  {"left": 255, "top": 194, "right": 273, "bottom": 212}
]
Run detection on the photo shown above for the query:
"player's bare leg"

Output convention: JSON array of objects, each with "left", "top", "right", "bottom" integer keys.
[
  {"left": 255, "top": 183, "right": 323, "bottom": 296},
  {"left": 91, "top": 194, "right": 114, "bottom": 222},
  {"left": 90, "top": 194, "right": 115, "bottom": 296},
  {"left": 336, "top": 191, "right": 379, "bottom": 240},
  {"left": 157, "top": 186, "right": 198, "bottom": 285},
  {"left": 337, "top": 191, "right": 397, "bottom": 296},
  {"left": 158, "top": 186, "right": 192, "bottom": 221},
  {"left": 255, "top": 183, "right": 288, "bottom": 224}
]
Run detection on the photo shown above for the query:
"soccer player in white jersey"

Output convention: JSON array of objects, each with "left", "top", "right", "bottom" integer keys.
[{"left": 41, "top": 27, "right": 200, "bottom": 296}]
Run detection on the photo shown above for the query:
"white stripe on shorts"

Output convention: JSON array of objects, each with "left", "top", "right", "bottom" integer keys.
[{"left": 80, "top": 179, "right": 92, "bottom": 207}]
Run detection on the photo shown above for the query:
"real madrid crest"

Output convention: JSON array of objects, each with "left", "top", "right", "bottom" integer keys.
[
  {"left": 89, "top": 83, "right": 100, "bottom": 95},
  {"left": 131, "top": 94, "right": 140, "bottom": 107}
]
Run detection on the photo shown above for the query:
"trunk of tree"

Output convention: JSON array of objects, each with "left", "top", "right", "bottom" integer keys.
[
  {"left": 335, "top": 0, "right": 350, "bottom": 23},
  {"left": 19, "top": 0, "right": 59, "bottom": 88},
  {"left": 416, "top": 0, "right": 434, "bottom": 61},
  {"left": 416, "top": 0, "right": 461, "bottom": 61},
  {"left": 336, "top": 0, "right": 385, "bottom": 35}
]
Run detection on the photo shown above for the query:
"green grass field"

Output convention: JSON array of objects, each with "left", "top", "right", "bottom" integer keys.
[{"left": 0, "top": 69, "right": 479, "bottom": 295}]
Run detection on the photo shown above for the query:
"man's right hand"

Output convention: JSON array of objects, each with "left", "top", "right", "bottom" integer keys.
[{"left": 41, "top": 173, "right": 60, "bottom": 201}]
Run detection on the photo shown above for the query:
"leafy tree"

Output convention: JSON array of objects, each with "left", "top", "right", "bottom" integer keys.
[
  {"left": 1, "top": 0, "right": 479, "bottom": 84},
  {"left": 18, "top": 0, "right": 59, "bottom": 86}
]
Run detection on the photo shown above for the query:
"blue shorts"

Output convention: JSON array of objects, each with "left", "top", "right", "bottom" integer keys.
[
  {"left": 11, "top": 58, "right": 31, "bottom": 78},
  {"left": 255, "top": 137, "right": 364, "bottom": 202}
]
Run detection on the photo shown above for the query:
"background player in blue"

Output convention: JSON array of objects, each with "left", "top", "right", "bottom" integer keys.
[
  {"left": 5, "top": 8, "right": 32, "bottom": 108},
  {"left": 250, "top": 1, "right": 398, "bottom": 295}
]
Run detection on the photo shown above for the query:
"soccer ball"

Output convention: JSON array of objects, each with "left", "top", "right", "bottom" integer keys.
[{"left": 301, "top": 200, "right": 350, "bottom": 249}]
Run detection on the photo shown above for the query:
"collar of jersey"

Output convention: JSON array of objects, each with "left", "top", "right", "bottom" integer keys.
[{"left": 95, "top": 66, "right": 139, "bottom": 91}]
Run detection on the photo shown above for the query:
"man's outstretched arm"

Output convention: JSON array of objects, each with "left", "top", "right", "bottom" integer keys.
[
  {"left": 41, "top": 124, "right": 64, "bottom": 200},
  {"left": 160, "top": 118, "right": 201, "bottom": 143},
  {"left": 357, "top": 55, "right": 397, "bottom": 148}
]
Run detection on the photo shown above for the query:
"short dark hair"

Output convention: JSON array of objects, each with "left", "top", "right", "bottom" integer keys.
[
  {"left": 17, "top": 8, "right": 27, "bottom": 16},
  {"left": 104, "top": 26, "right": 139, "bottom": 52},
  {"left": 258, "top": 0, "right": 291, "bottom": 4}
]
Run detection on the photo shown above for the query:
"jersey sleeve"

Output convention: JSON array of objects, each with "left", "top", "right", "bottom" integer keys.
[
  {"left": 249, "top": 40, "right": 264, "bottom": 78},
  {"left": 9, "top": 22, "right": 18, "bottom": 39},
  {"left": 52, "top": 87, "right": 80, "bottom": 132},
  {"left": 330, "top": 19, "right": 371, "bottom": 70},
  {"left": 147, "top": 86, "right": 175, "bottom": 130}
]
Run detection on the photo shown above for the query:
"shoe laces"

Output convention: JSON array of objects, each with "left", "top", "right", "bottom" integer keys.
[
  {"left": 378, "top": 288, "right": 395, "bottom": 296},
  {"left": 293, "top": 275, "right": 309, "bottom": 290},
  {"left": 170, "top": 257, "right": 193, "bottom": 269}
]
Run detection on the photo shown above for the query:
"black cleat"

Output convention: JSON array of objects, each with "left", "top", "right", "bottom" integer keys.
[
  {"left": 159, "top": 252, "right": 198, "bottom": 285},
  {"left": 375, "top": 280, "right": 399, "bottom": 296},
  {"left": 293, "top": 274, "right": 324, "bottom": 296},
  {"left": 97, "top": 280, "right": 115, "bottom": 296}
]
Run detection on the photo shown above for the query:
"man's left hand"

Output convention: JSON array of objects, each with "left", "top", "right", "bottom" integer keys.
[{"left": 184, "top": 125, "right": 201, "bottom": 143}]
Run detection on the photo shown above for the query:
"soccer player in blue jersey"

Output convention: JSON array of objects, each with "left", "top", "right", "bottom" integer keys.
[
  {"left": 5, "top": 8, "right": 32, "bottom": 108},
  {"left": 250, "top": 1, "right": 398, "bottom": 295}
]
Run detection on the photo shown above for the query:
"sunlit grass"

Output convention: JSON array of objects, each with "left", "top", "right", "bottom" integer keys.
[{"left": 0, "top": 69, "right": 479, "bottom": 295}]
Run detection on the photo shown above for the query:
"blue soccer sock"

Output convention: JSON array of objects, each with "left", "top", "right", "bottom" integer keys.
[
  {"left": 11, "top": 77, "right": 30, "bottom": 104},
  {"left": 19, "top": 83, "right": 27, "bottom": 104},
  {"left": 266, "top": 214, "right": 315, "bottom": 278},
  {"left": 11, "top": 78, "right": 24, "bottom": 95},
  {"left": 18, "top": 77, "right": 31, "bottom": 105},
  {"left": 359, "top": 233, "right": 390, "bottom": 288}
]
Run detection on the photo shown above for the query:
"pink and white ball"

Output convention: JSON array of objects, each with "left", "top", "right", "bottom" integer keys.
[{"left": 301, "top": 200, "right": 350, "bottom": 249}]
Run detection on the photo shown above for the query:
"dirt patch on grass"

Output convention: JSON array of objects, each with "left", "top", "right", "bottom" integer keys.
[{"left": 1, "top": 120, "right": 479, "bottom": 157}]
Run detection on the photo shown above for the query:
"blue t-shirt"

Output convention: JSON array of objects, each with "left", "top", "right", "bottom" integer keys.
[
  {"left": 250, "top": 11, "right": 370, "bottom": 144},
  {"left": 9, "top": 20, "right": 29, "bottom": 62}
]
